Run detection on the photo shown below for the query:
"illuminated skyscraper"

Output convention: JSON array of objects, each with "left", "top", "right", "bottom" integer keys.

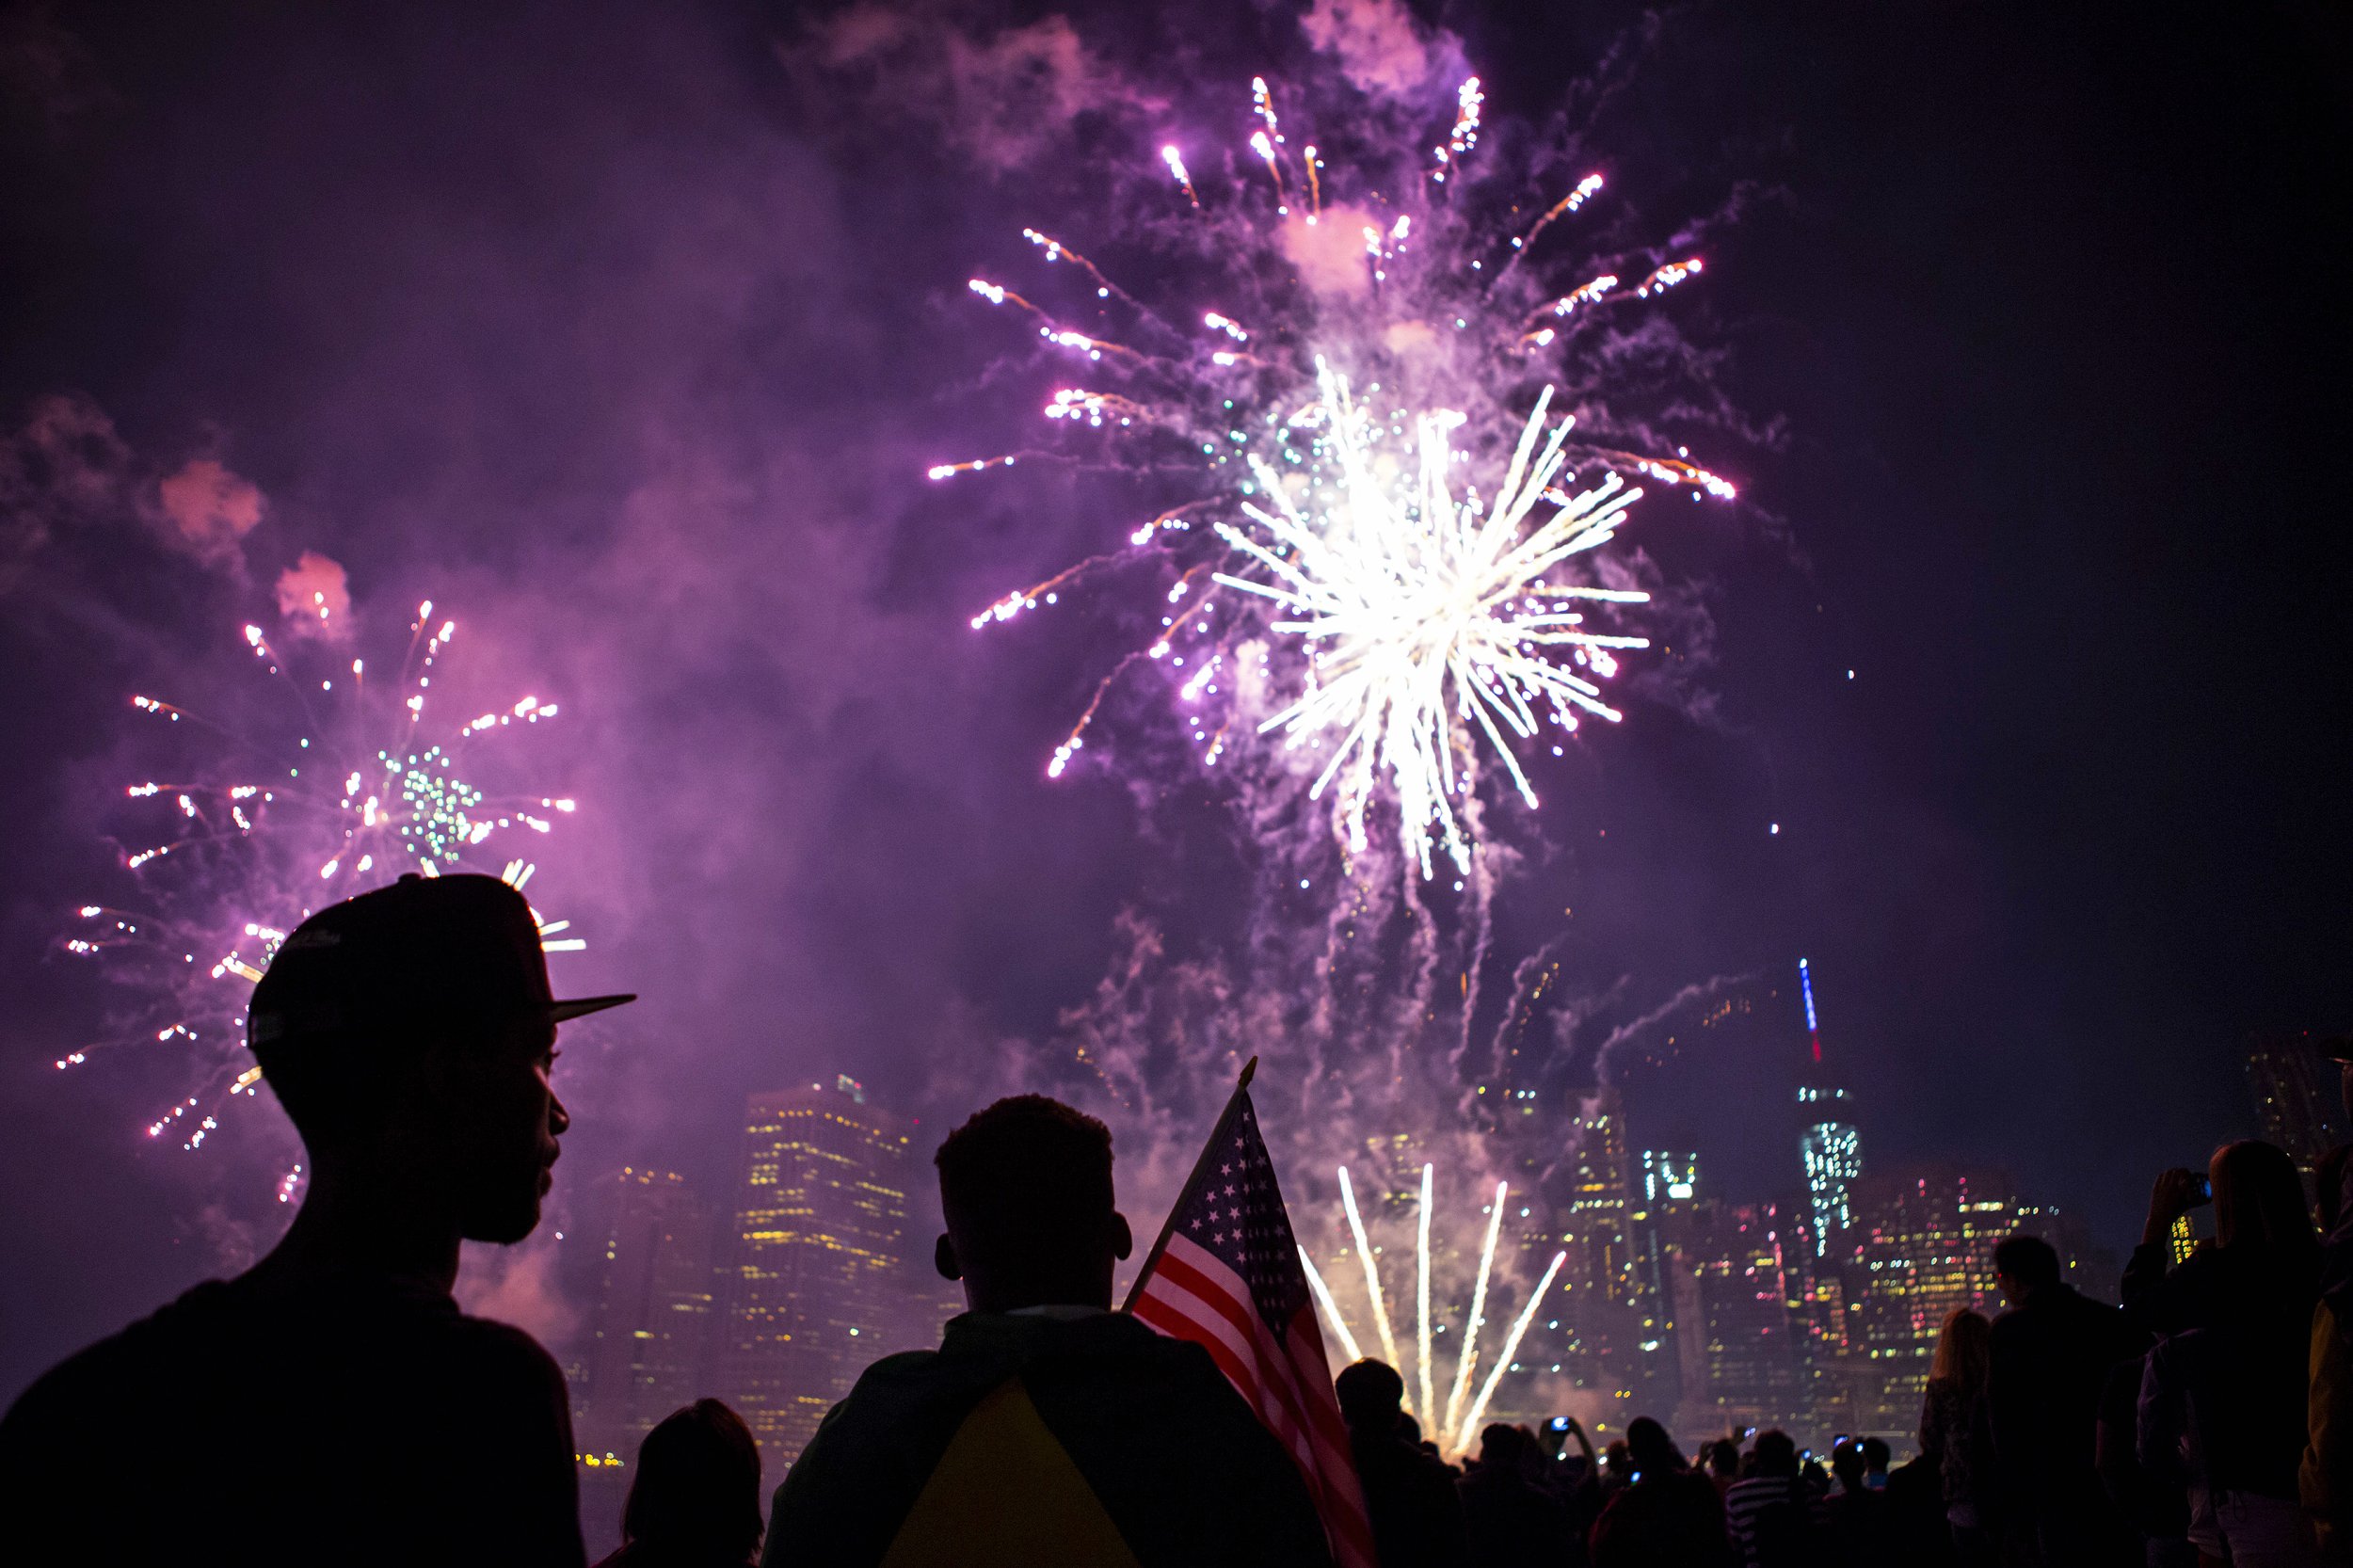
[
  {"left": 577, "top": 1167, "right": 713, "bottom": 1466},
  {"left": 1849, "top": 1170, "right": 2009, "bottom": 1368},
  {"left": 1545, "top": 1090, "right": 1641, "bottom": 1424},
  {"left": 1627, "top": 1152, "right": 1702, "bottom": 1416},
  {"left": 1483, "top": 1092, "right": 1638, "bottom": 1427},
  {"left": 2244, "top": 1032, "right": 2345, "bottom": 1178},
  {"left": 716, "top": 1075, "right": 914, "bottom": 1464},
  {"left": 1796, "top": 959, "right": 1861, "bottom": 1256},
  {"left": 1561, "top": 1091, "right": 1640, "bottom": 1311},
  {"left": 1640, "top": 1151, "right": 1700, "bottom": 1205},
  {"left": 1684, "top": 1199, "right": 1807, "bottom": 1434}
]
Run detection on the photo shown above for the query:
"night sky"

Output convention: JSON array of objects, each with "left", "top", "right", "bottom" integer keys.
[{"left": 4, "top": 0, "right": 2348, "bottom": 1407}]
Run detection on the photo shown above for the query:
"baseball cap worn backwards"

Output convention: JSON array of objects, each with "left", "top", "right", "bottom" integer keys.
[{"left": 249, "top": 872, "right": 633, "bottom": 1050}]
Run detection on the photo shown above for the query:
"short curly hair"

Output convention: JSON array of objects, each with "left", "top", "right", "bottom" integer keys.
[{"left": 935, "top": 1096, "right": 1115, "bottom": 1272}]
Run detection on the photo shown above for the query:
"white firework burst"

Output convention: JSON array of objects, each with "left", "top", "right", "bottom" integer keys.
[{"left": 1214, "top": 360, "right": 1653, "bottom": 877}]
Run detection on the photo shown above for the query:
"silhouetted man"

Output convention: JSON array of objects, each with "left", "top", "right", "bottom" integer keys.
[
  {"left": 1818, "top": 1439, "right": 1895, "bottom": 1566},
  {"left": 0, "top": 873, "right": 632, "bottom": 1566},
  {"left": 1723, "top": 1431, "right": 1818, "bottom": 1568},
  {"left": 1987, "top": 1233, "right": 2143, "bottom": 1568},
  {"left": 761, "top": 1095, "right": 1331, "bottom": 1568},
  {"left": 1458, "top": 1423, "right": 1577, "bottom": 1564},
  {"left": 1336, "top": 1358, "right": 1466, "bottom": 1568}
]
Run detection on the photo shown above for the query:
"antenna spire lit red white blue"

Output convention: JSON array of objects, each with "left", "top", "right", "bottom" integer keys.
[{"left": 1799, "top": 957, "right": 1822, "bottom": 1064}]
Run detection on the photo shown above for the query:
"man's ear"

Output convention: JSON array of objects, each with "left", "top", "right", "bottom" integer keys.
[
  {"left": 385, "top": 1042, "right": 456, "bottom": 1131},
  {"left": 413, "top": 1033, "right": 471, "bottom": 1103},
  {"left": 934, "top": 1232, "right": 962, "bottom": 1282},
  {"left": 1112, "top": 1210, "right": 1133, "bottom": 1261}
]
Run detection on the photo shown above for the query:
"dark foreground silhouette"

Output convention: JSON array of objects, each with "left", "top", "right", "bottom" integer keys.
[
  {"left": 0, "top": 873, "right": 632, "bottom": 1567},
  {"left": 6, "top": 871, "right": 2353, "bottom": 1568},
  {"left": 760, "top": 1095, "right": 1330, "bottom": 1568},
  {"left": 596, "top": 1399, "right": 765, "bottom": 1568}
]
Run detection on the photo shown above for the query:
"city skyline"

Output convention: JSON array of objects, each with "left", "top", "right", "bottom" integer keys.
[{"left": 548, "top": 957, "right": 2157, "bottom": 1464}]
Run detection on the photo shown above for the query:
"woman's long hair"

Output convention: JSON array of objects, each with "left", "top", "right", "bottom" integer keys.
[
  {"left": 622, "top": 1399, "right": 764, "bottom": 1566},
  {"left": 1928, "top": 1307, "right": 1992, "bottom": 1397},
  {"left": 1625, "top": 1416, "right": 1688, "bottom": 1478},
  {"left": 2211, "top": 1139, "right": 2319, "bottom": 1262}
]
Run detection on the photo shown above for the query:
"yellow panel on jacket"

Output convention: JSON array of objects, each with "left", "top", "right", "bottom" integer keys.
[{"left": 879, "top": 1376, "right": 1144, "bottom": 1568}]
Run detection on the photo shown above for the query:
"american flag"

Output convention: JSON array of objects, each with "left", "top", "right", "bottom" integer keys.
[{"left": 1128, "top": 1090, "right": 1376, "bottom": 1568}]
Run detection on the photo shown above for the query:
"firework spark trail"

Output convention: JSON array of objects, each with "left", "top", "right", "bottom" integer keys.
[
  {"left": 1415, "top": 1161, "right": 1437, "bottom": 1427},
  {"left": 66, "top": 601, "right": 586, "bottom": 1154},
  {"left": 938, "top": 69, "right": 1731, "bottom": 886},
  {"left": 1300, "top": 1250, "right": 1365, "bottom": 1363},
  {"left": 1337, "top": 1166, "right": 1406, "bottom": 1379},
  {"left": 1456, "top": 1249, "right": 1568, "bottom": 1446},
  {"left": 1161, "top": 145, "right": 1199, "bottom": 209},
  {"left": 1021, "top": 229, "right": 1149, "bottom": 314},
  {"left": 1498, "top": 174, "right": 1606, "bottom": 280},
  {"left": 1308, "top": 1164, "right": 1561, "bottom": 1456},
  {"left": 1442, "top": 1178, "right": 1509, "bottom": 1436},
  {"left": 1429, "top": 76, "right": 1483, "bottom": 184}
]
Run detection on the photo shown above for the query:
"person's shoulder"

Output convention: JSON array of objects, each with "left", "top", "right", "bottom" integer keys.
[
  {"left": 1015, "top": 1311, "right": 1242, "bottom": 1402},
  {"left": 4, "top": 1280, "right": 235, "bottom": 1428},
  {"left": 828, "top": 1346, "right": 945, "bottom": 1411},
  {"left": 788, "top": 1346, "right": 945, "bottom": 1457},
  {"left": 445, "top": 1304, "right": 567, "bottom": 1378},
  {"left": 1404, "top": 1441, "right": 1458, "bottom": 1485}
]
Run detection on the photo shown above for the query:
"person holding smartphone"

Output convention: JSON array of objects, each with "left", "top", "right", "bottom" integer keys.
[{"left": 2127, "top": 1141, "right": 2322, "bottom": 1564}]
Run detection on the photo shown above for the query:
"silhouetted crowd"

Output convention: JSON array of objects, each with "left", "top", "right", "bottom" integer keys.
[{"left": 3, "top": 873, "right": 2352, "bottom": 1566}]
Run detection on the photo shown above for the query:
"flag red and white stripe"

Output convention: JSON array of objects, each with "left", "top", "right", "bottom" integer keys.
[{"left": 1127, "top": 1085, "right": 1375, "bottom": 1568}]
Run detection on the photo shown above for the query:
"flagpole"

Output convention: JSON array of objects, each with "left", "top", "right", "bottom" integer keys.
[{"left": 1121, "top": 1054, "right": 1258, "bottom": 1313}]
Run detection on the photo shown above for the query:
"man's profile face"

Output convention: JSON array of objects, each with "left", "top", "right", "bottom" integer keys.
[{"left": 438, "top": 1013, "right": 568, "bottom": 1245}]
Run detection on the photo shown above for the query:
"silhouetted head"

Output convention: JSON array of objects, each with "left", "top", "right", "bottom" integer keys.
[
  {"left": 933, "top": 1096, "right": 1131, "bottom": 1312},
  {"left": 1478, "top": 1422, "right": 1536, "bottom": 1471},
  {"left": 2212, "top": 1140, "right": 2318, "bottom": 1258},
  {"left": 1748, "top": 1430, "right": 1800, "bottom": 1479},
  {"left": 1830, "top": 1438, "right": 1866, "bottom": 1491},
  {"left": 1625, "top": 1416, "right": 1684, "bottom": 1478},
  {"left": 1705, "top": 1438, "right": 1739, "bottom": 1479},
  {"left": 1992, "top": 1234, "right": 2061, "bottom": 1304},
  {"left": 1336, "top": 1358, "right": 1407, "bottom": 1433},
  {"left": 1930, "top": 1307, "right": 1993, "bottom": 1396},
  {"left": 621, "top": 1400, "right": 762, "bottom": 1565},
  {"left": 248, "top": 873, "right": 631, "bottom": 1243}
]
